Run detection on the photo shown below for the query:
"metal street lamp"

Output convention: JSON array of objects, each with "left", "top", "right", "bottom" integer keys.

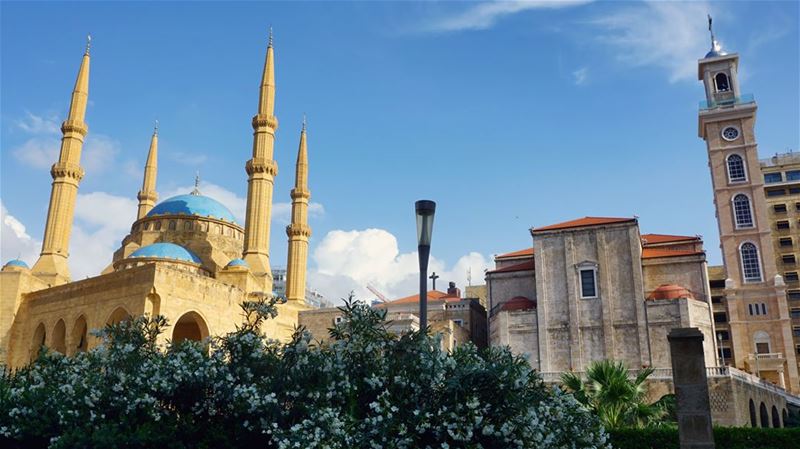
[{"left": 415, "top": 200, "right": 436, "bottom": 331}]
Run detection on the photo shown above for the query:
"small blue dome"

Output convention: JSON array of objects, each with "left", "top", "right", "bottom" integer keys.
[
  {"left": 4, "top": 259, "right": 29, "bottom": 269},
  {"left": 129, "top": 243, "right": 202, "bottom": 264},
  {"left": 226, "top": 258, "right": 249, "bottom": 268},
  {"left": 147, "top": 194, "right": 238, "bottom": 224}
]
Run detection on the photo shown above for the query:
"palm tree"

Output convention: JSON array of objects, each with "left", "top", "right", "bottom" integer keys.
[{"left": 561, "top": 360, "right": 670, "bottom": 429}]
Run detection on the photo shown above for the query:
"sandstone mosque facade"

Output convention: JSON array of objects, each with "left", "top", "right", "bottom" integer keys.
[{"left": 1, "top": 34, "right": 313, "bottom": 368}]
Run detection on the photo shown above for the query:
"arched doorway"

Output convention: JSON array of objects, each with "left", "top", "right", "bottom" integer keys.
[
  {"left": 52, "top": 320, "right": 67, "bottom": 354},
  {"left": 749, "top": 400, "right": 757, "bottom": 427},
  {"left": 772, "top": 405, "right": 781, "bottom": 428},
  {"left": 172, "top": 311, "right": 209, "bottom": 344},
  {"left": 760, "top": 402, "right": 769, "bottom": 428},
  {"left": 71, "top": 316, "right": 88, "bottom": 354},
  {"left": 106, "top": 307, "right": 131, "bottom": 325},
  {"left": 145, "top": 292, "right": 161, "bottom": 317},
  {"left": 31, "top": 323, "right": 46, "bottom": 361}
]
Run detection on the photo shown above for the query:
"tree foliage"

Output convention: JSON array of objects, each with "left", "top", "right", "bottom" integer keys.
[
  {"left": 1, "top": 297, "right": 609, "bottom": 449},
  {"left": 561, "top": 359, "right": 673, "bottom": 429}
]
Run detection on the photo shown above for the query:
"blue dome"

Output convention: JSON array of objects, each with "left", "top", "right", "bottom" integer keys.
[
  {"left": 129, "top": 243, "right": 202, "bottom": 264},
  {"left": 4, "top": 259, "right": 29, "bottom": 269},
  {"left": 226, "top": 258, "right": 249, "bottom": 268},
  {"left": 146, "top": 194, "right": 238, "bottom": 224}
]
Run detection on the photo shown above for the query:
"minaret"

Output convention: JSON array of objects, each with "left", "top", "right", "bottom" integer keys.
[
  {"left": 242, "top": 29, "right": 279, "bottom": 290},
  {"left": 136, "top": 122, "right": 159, "bottom": 219},
  {"left": 32, "top": 36, "right": 91, "bottom": 285},
  {"left": 698, "top": 17, "right": 797, "bottom": 392},
  {"left": 285, "top": 119, "right": 312, "bottom": 303}
]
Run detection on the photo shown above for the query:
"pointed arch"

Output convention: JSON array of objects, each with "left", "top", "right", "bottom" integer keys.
[
  {"left": 107, "top": 306, "right": 131, "bottom": 325},
  {"left": 71, "top": 315, "right": 88, "bottom": 354},
  {"left": 749, "top": 399, "right": 757, "bottom": 427},
  {"left": 52, "top": 319, "right": 67, "bottom": 354},
  {"left": 31, "top": 322, "right": 46, "bottom": 361},
  {"left": 760, "top": 402, "right": 769, "bottom": 428},
  {"left": 172, "top": 311, "right": 209, "bottom": 344},
  {"left": 772, "top": 405, "right": 781, "bottom": 428}
]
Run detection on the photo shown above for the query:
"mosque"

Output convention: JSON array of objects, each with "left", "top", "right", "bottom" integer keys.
[{"left": 0, "top": 33, "right": 313, "bottom": 368}]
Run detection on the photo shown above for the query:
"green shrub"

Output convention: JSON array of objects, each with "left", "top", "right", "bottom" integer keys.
[
  {"left": 1, "top": 297, "right": 610, "bottom": 449},
  {"left": 609, "top": 426, "right": 800, "bottom": 449}
]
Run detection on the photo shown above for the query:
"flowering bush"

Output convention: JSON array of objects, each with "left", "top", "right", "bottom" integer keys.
[{"left": 1, "top": 297, "right": 608, "bottom": 448}]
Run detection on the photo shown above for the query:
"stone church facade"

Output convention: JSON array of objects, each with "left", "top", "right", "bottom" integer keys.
[{"left": 1, "top": 34, "right": 313, "bottom": 368}]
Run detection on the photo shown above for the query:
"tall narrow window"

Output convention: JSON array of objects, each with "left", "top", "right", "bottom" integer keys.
[
  {"left": 579, "top": 268, "right": 597, "bottom": 298},
  {"left": 733, "top": 194, "right": 754, "bottom": 228},
  {"left": 715, "top": 73, "right": 730, "bottom": 92},
  {"left": 727, "top": 155, "right": 746, "bottom": 182},
  {"left": 741, "top": 242, "right": 763, "bottom": 283}
]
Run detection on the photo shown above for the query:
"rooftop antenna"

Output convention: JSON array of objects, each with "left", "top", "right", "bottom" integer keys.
[
  {"left": 467, "top": 267, "right": 472, "bottom": 286},
  {"left": 191, "top": 171, "right": 201, "bottom": 195}
]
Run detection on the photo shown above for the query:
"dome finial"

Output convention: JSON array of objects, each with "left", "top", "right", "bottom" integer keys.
[
  {"left": 154, "top": 119, "right": 159, "bottom": 135},
  {"left": 191, "top": 171, "right": 201, "bottom": 195},
  {"left": 302, "top": 113, "right": 307, "bottom": 132},
  {"left": 268, "top": 26, "right": 274, "bottom": 48},
  {"left": 85, "top": 34, "right": 91, "bottom": 55},
  {"left": 708, "top": 14, "right": 715, "bottom": 49}
]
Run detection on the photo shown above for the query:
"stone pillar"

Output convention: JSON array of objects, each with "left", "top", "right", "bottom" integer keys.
[{"left": 668, "top": 328, "right": 715, "bottom": 449}]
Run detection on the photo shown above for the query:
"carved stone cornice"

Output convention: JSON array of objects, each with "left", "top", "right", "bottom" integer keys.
[
  {"left": 286, "top": 223, "right": 311, "bottom": 238},
  {"left": 61, "top": 120, "right": 88, "bottom": 136},
  {"left": 245, "top": 158, "right": 278, "bottom": 176},
  {"left": 50, "top": 162, "right": 85, "bottom": 181},
  {"left": 251, "top": 114, "right": 278, "bottom": 131},
  {"left": 137, "top": 191, "right": 158, "bottom": 202},
  {"left": 290, "top": 188, "right": 311, "bottom": 200}
]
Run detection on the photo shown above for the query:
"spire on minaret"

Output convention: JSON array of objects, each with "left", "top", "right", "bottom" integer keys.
[
  {"left": 32, "top": 39, "right": 92, "bottom": 284},
  {"left": 704, "top": 14, "right": 727, "bottom": 58},
  {"left": 136, "top": 122, "right": 159, "bottom": 219},
  {"left": 243, "top": 30, "right": 280, "bottom": 289},
  {"left": 285, "top": 120, "right": 312, "bottom": 303}
]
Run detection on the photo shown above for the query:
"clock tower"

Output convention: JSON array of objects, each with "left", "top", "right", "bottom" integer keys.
[{"left": 699, "top": 17, "right": 798, "bottom": 392}]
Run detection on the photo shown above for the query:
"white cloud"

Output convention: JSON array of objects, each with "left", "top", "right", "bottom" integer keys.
[
  {"left": 0, "top": 200, "right": 40, "bottom": 267},
  {"left": 308, "top": 228, "right": 491, "bottom": 304},
  {"left": 422, "top": 0, "right": 592, "bottom": 33},
  {"left": 12, "top": 111, "right": 121, "bottom": 172},
  {"left": 572, "top": 67, "right": 588, "bottom": 85},
  {"left": 14, "top": 111, "right": 60, "bottom": 135},
  {"left": 69, "top": 192, "right": 138, "bottom": 278},
  {"left": 167, "top": 151, "right": 208, "bottom": 166},
  {"left": 589, "top": 2, "right": 715, "bottom": 83}
]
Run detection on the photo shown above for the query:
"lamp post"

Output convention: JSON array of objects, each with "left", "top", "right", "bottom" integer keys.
[{"left": 415, "top": 200, "right": 436, "bottom": 331}]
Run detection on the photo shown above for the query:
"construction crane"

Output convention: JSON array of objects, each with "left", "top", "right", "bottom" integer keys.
[{"left": 366, "top": 284, "right": 389, "bottom": 303}]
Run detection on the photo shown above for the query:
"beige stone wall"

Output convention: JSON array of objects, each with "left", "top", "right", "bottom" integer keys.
[
  {"left": 486, "top": 270, "right": 535, "bottom": 314},
  {"left": 534, "top": 222, "right": 649, "bottom": 372},
  {"left": 298, "top": 307, "right": 343, "bottom": 344},
  {"left": 489, "top": 309, "right": 539, "bottom": 369},
  {"left": 645, "top": 298, "right": 716, "bottom": 369},
  {"left": 465, "top": 284, "right": 487, "bottom": 309}
]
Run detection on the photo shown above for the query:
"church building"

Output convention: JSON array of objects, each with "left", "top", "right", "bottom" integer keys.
[{"left": 1, "top": 33, "right": 313, "bottom": 368}]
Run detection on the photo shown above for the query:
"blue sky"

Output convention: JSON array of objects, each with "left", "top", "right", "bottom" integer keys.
[{"left": 2, "top": 1, "right": 798, "bottom": 301}]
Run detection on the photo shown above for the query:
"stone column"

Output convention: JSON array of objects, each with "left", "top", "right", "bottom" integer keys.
[{"left": 668, "top": 328, "right": 715, "bottom": 449}]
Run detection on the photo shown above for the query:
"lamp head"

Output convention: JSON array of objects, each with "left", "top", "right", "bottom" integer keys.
[{"left": 415, "top": 200, "right": 436, "bottom": 247}]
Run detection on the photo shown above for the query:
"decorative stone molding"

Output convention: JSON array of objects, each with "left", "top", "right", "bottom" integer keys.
[
  {"left": 245, "top": 158, "right": 278, "bottom": 176},
  {"left": 286, "top": 223, "right": 311, "bottom": 238},
  {"left": 290, "top": 188, "right": 311, "bottom": 200},
  {"left": 50, "top": 162, "right": 85, "bottom": 181},
  {"left": 251, "top": 114, "right": 278, "bottom": 130},
  {"left": 60, "top": 120, "right": 88, "bottom": 136}
]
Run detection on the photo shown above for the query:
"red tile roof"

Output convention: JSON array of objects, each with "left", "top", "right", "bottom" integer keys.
[
  {"left": 378, "top": 290, "right": 460, "bottom": 306},
  {"left": 642, "top": 248, "right": 704, "bottom": 259},
  {"left": 496, "top": 247, "right": 534, "bottom": 259},
  {"left": 641, "top": 234, "right": 700, "bottom": 246},
  {"left": 487, "top": 260, "right": 535, "bottom": 274},
  {"left": 533, "top": 216, "right": 636, "bottom": 232},
  {"left": 646, "top": 284, "right": 695, "bottom": 301},
  {"left": 501, "top": 296, "right": 537, "bottom": 311}
]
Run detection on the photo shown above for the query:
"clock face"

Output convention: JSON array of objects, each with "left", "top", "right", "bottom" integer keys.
[{"left": 722, "top": 126, "right": 740, "bottom": 141}]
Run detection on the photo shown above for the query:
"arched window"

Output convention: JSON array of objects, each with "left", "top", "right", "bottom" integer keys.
[
  {"left": 168, "top": 220, "right": 177, "bottom": 230},
  {"left": 754, "top": 331, "right": 771, "bottom": 354},
  {"left": 154, "top": 221, "right": 162, "bottom": 231},
  {"left": 52, "top": 319, "right": 66, "bottom": 354},
  {"left": 772, "top": 405, "right": 781, "bottom": 428},
  {"left": 31, "top": 323, "right": 46, "bottom": 361},
  {"left": 760, "top": 403, "right": 769, "bottom": 428},
  {"left": 741, "top": 243, "right": 763, "bottom": 283},
  {"left": 727, "top": 154, "right": 746, "bottom": 182},
  {"left": 749, "top": 400, "right": 757, "bottom": 427},
  {"left": 143, "top": 222, "right": 151, "bottom": 230},
  {"left": 72, "top": 316, "right": 88, "bottom": 354},
  {"left": 733, "top": 194, "right": 754, "bottom": 228},
  {"left": 184, "top": 221, "right": 192, "bottom": 231},
  {"left": 715, "top": 72, "right": 730, "bottom": 92}
]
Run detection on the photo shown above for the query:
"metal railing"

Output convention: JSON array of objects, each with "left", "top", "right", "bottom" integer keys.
[{"left": 699, "top": 93, "right": 754, "bottom": 110}]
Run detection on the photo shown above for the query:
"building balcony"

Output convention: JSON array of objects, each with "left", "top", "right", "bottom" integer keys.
[
  {"left": 699, "top": 93, "right": 755, "bottom": 110},
  {"left": 745, "top": 352, "right": 786, "bottom": 374}
]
